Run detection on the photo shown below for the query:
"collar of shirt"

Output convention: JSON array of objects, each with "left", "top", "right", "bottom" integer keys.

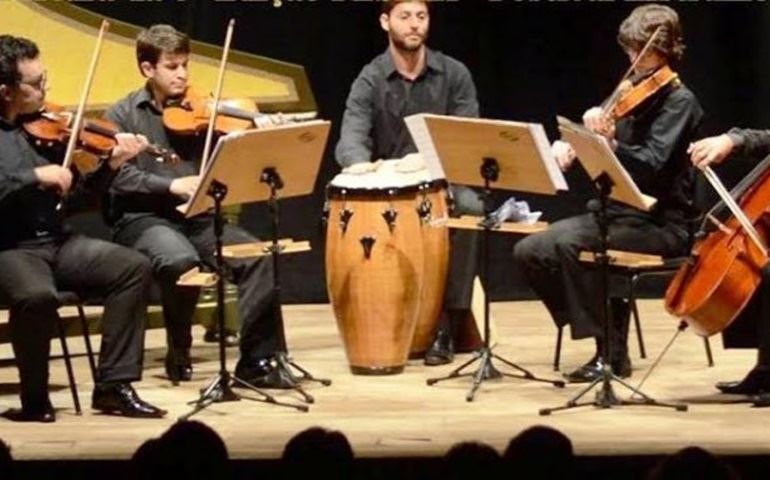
[
  {"left": 381, "top": 47, "right": 444, "bottom": 81},
  {"left": 134, "top": 83, "right": 163, "bottom": 114}
]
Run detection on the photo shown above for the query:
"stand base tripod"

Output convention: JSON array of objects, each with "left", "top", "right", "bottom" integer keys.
[
  {"left": 539, "top": 364, "right": 687, "bottom": 415},
  {"left": 427, "top": 346, "right": 566, "bottom": 402},
  {"left": 179, "top": 369, "right": 309, "bottom": 421},
  {"left": 255, "top": 351, "right": 332, "bottom": 404}
]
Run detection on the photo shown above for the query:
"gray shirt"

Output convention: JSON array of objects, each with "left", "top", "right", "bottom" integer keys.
[{"left": 335, "top": 48, "right": 479, "bottom": 167}]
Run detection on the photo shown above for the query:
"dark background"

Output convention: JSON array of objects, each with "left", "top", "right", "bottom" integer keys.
[{"left": 72, "top": 0, "right": 770, "bottom": 303}]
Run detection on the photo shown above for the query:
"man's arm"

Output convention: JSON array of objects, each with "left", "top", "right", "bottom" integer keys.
[
  {"left": 104, "top": 104, "right": 173, "bottom": 195},
  {"left": 448, "top": 63, "right": 479, "bottom": 118},
  {"left": 335, "top": 70, "right": 376, "bottom": 168},
  {"left": 726, "top": 128, "right": 770, "bottom": 159},
  {"left": 614, "top": 89, "right": 700, "bottom": 177}
]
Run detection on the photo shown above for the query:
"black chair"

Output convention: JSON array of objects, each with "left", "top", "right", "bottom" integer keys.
[
  {"left": 552, "top": 252, "right": 714, "bottom": 371},
  {"left": 553, "top": 172, "right": 715, "bottom": 371},
  {"left": 1, "top": 291, "right": 97, "bottom": 415}
]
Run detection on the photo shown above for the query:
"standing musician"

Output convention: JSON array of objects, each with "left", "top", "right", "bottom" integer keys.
[
  {"left": 104, "top": 25, "right": 288, "bottom": 388},
  {"left": 514, "top": 4, "right": 704, "bottom": 383},
  {"left": 0, "top": 35, "right": 165, "bottom": 421},
  {"left": 689, "top": 129, "right": 770, "bottom": 406},
  {"left": 335, "top": 0, "right": 483, "bottom": 366}
]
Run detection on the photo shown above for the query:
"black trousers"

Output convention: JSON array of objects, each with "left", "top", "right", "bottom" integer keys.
[
  {"left": 513, "top": 212, "right": 687, "bottom": 340},
  {"left": 113, "top": 213, "right": 280, "bottom": 365},
  {"left": 444, "top": 185, "right": 483, "bottom": 311},
  {"left": 0, "top": 235, "right": 151, "bottom": 409},
  {"left": 724, "top": 265, "right": 770, "bottom": 369}
]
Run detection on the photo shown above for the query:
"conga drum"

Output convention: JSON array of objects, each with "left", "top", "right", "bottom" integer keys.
[
  {"left": 409, "top": 180, "right": 450, "bottom": 358},
  {"left": 325, "top": 165, "right": 428, "bottom": 374}
]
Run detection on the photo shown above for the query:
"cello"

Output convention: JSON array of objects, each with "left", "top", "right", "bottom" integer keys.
[{"left": 664, "top": 159, "right": 770, "bottom": 336}]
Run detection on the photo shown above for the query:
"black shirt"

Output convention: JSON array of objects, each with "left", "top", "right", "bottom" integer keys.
[
  {"left": 104, "top": 85, "right": 202, "bottom": 224},
  {"left": 0, "top": 118, "right": 113, "bottom": 249},
  {"left": 612, "top": 81, "right": 704, "bottom": 226},
  {"left": 335, "top": 48, "right": 479, "bottom": 167}
]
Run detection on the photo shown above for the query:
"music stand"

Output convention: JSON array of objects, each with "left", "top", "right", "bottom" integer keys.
[
  {"left": 179, "top": 120, "right": 332, "bottom": 420},
  {"left": 538, "top": 116, "right": 687, "bottom": 415},
  {"left": 405, "top": 113, "right": 567, "bottom": 401}
]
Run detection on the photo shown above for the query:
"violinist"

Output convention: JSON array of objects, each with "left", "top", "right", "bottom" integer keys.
[
  {"left": 0, "top": 35, "right": 165, "bottom": 421},
  {"left": 689, "top": 128, "right": 770, "bottom": 406},
  {"left": 514, "top": 4, "right": 704, "bottom": 383},
  {"left": 105, "top": 25, "right": 288, "bottom": 388}
]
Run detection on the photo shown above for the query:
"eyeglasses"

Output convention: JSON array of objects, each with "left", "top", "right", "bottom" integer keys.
[{"left": 19, "top": 71, "right": 47, "bottom": 91}]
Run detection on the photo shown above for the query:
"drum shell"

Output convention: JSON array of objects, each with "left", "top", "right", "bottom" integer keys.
[{"left": 325, "top": 187, "right": 425, "bottom": 374}]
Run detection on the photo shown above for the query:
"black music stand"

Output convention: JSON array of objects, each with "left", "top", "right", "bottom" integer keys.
[
  {"left": 538, "top": 117, "right": 687, "bottom": 415},
  {"left": 179, "top": 121, "right": 332, "bottom": 420},
  {"left": 406, "top": 113, "right": 567, "bottom": 401}
]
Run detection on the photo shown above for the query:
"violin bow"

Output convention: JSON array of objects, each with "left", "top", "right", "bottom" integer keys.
[
  {"left": 199, "top": 18, "right": 236, "bottom": 177},
  {"left": 601, "top": 25, "right": 663, "bottom": 117},
  {"left": 56, "top": 19, "right": 110, "bottom": 209}
]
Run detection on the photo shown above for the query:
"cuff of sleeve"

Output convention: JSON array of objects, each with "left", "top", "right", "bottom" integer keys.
[
  {"left": 16, "top": 168, "right": 38, "bottom": 187},
  {"left": 147, "top": 175, "right": 174, "bottom": 194},
  {"left": 726, "top": 129, "right": 745, "bottom": 151}
]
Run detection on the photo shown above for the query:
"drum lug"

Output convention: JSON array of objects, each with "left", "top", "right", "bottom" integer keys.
[
  {"left": 320, "top": 199, "right": 330, "bottom": 228},
  {"left": 340, "top": 208, "right": 354, "bottom": 234},
  {"left": 417, "top": 198, "right": 432, "bottom": 224},
  {"left": 382, "top": 207, "right": 398, "bottom": 233},
  {"left": 360, "top": 236, "right": 376, "bottom": 259}
]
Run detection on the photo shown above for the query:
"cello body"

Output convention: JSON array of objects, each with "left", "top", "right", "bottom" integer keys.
[{"left": 665, "top": 165, "right": 770, "bottom": 336}]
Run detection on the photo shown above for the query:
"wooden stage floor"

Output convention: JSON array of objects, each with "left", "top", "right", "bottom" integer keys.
[{"left": 0, "top": 300, "right": 768, "bottom": 462}]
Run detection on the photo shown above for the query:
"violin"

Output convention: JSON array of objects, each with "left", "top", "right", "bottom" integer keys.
[
  {"left": 23, "top": 102, "right": 179, "bottom": 173},
  {"left": 608, "top": 65, "right": 680, "bottom": 120},
  {"left": 162, "top": 88, "right": 309, "bottom": 136},
  {"left": 162, "top": 89, "right": 255, "bottom": 136}
]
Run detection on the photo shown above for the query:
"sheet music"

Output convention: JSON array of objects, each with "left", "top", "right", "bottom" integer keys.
[
  {"left": 404, "top": 114, "right": 446, "bottom": 180},
  {"left": 528, "top": 123, "right": 569, "bottom": 192},
  {"left": 557, "top": 115, "right": 656, "bottom": 211},
  {"left": 406, "top": 113, "right": 568, "bottom": 195}
]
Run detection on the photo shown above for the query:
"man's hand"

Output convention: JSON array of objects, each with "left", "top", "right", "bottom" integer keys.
[
  {"left": 169, "top": 175, "right": 201, "bottom": 200},
  {"left": 551, "top": 140, "right": 576, "bottom": 171},
  {"left": 108, "top": 133, "right": 149, "bottom": 170},
  {"left": 688, "top": 134, "right": 734, "bottom": 168},
  {"left": 35, "top": 165, "right": 73, "bottom": 195},
  {"left": 582, "top": 106, "right": 616, "bottom": 141}
]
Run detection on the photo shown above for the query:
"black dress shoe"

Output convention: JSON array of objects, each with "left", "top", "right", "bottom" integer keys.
[
  {"left": 563, "top": 355, "right": 632, "bottom": 383},
  {"left": 165, "top": 351, "right": 193, "bottom": 384},
  {"left": 424, "top": 329, "right": 454, "bottom": 366},
  {"left": 716, "top": 367, "right": 770, "bottom": 395},
  {"left": 2, "top": 402, "right": 55, "bottom": 423},
  {"left": 752, "top": 393, "right": 770, "bottom": 407},
  {"left": 235, "top": 357, "right": 295, "bottom": 389},
  {"left": 92, "top": 382, "right": 167, "bottom": 418},
  {"left": 203, "top": 328, "right": 239, "bottom": 347}
]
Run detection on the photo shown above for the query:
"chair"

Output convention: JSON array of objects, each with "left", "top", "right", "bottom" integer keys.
[
  {"left": 1, "top": 291, "right": 97, "bottom": 415},
  {"left": 552, "top": 250, "right": 714, "bottom": 371},
  {"left": 553, "top": 172, "right": 715, "bottom": 371}
]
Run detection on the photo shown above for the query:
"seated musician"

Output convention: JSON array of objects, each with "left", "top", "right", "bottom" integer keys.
[
  {"left": 0, "top": 35, "right": 165, "bottom": 421},
  {"left": 104, "top": 25, "right": 288, "bottom": 388},
  {"left": 513, "top": 4, "right": 704, "bottom": 383},
  {"left": 689, "top": 128, "right": 770, "bottom": 406},
  {"left": 335, "top": 0, "right": 484, "bottom": 366}
]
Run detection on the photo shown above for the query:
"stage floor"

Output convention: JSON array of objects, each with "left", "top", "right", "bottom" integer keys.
[{"left": 0, "top": 300, "right": 767, "bottom": 461}]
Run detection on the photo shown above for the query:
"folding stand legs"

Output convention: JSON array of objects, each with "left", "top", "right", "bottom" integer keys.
[{"left": 426, "top": 158, "right": 565, "bottom": 401}]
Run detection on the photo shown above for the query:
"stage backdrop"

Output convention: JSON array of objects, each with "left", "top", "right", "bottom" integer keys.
[{"left": 17, "top": 0, "right": 770, "bottom": 303}]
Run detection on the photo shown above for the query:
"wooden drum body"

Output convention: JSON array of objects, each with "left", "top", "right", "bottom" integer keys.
[
  {"left": 325, "top": 182, "right": 426, "bottom": 374},
  {"left": 409, "top": 182, "right": 450, "bottom": 358}
]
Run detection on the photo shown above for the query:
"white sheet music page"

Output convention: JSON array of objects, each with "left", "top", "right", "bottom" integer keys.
[
  {"left": 557, "top": 115, "right": 656, "bottom": 211},
  {"left": 528, "top": 123, "right": 569, "bottom": 192},
  {"left": 404, "top": 113, "right": 446, "bottom": 180}
]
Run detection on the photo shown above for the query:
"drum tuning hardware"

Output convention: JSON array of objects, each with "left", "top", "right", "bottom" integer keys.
[
  {"left": 417, "top": 198, "right": 433, "bottom": 223},
  {"left": 360, "top": 236, "right": 376, "bottom": 259},
  {"left": 340, "top": 208, "right": 354, "bottom": 234},
  {"left": 382, "top": 206, "right": 398, "bottom": 233}
]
